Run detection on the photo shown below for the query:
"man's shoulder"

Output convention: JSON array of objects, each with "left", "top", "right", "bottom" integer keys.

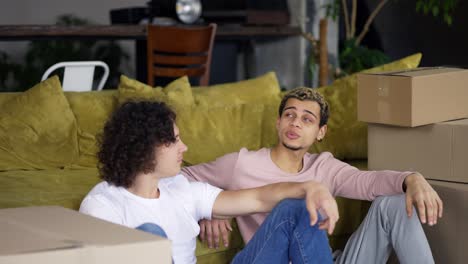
[
  {"left": 199, "top": 148, "right": 267, "bottom": 166},
  {"left": 305, "top": 151, "right": 334, "bottom": 159},
  {"left": 84, "top": 181, "right": 132, "bottom": 208},
  {"left": 85, "top": 181, "right": 110, "bottom": 195},
  {"left": 238, "top": 147, "right": 270, "bottom": 158},
  {"left": 162, "top": 174, "right": 211, "bottom": 198},
  {"left": 304, "top": 151, "right": 337, "bottom": 167},
  {"left": 80, "top": 182, "right": 124, "bottom": 215},
  {"left": 160, "top": 174, "right": 190, "bottom": 191},
  {"left": 233, "top": 148, "right": 274, "bottom": 170}
]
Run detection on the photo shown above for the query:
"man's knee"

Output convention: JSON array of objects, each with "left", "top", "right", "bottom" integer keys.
[
  {"left": 372, "top": 194, "right": 412, "bottom": 221},
  {"left": 274, "top": 199, "right": 305, "bottom": 212},
  {"left": 273, "top": 199, "right": 324, "bottom": 223},
  {"left": 374, "top": 194, "right": 405, "bottom": 209}
]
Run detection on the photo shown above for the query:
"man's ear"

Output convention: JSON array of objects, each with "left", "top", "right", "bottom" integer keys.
[
  {"left": 318, "top": 124, "right": 327, "bottom": 141},
  {"left": 276, "top": 116, "right": 281, "bottom": 130}
]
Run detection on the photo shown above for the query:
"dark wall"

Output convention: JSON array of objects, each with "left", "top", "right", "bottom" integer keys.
[{"left": 359, "top": 0, "right": 468, "bottom": 68}]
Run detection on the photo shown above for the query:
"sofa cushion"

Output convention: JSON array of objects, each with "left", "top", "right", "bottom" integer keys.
[
  {"left": 118, "top": 75, "right": 194, "bottom": 110},
  {"left": 0, "top": 76, "right": 79, "bottom": 170},
  {"left": 65, "top": 90, "right": 118, "bottom": 167},
  {"left": 69, "top": 75, "right": 194, "bottom": 168},
  {"left": 177, "top": 103, "right": 268, "bottom": 165},
  {"left": 0, "top": 92, "right": 15, "bottom": 105},
  {"left": 0, "top": 168, "right": 100, "bottom": 210},
  {"left": 192, "top": 71, "right": 282, "bottom": 107},
  {"left": 310, "top": 53, "right": 422, "bottom": 160},
  {"left": 195, "top": 219, "right": 244, "bottom": 262}
]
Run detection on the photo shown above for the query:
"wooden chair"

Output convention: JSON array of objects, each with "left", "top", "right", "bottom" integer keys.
[{"left": 146, "top": 23, "right": 217, "bottom": 86}]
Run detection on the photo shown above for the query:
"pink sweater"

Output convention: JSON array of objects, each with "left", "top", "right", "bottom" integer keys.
[{"left": 181, "top": 148, "right": 411, "bottom": 243}]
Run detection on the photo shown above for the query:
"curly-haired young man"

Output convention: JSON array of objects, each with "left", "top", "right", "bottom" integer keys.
[
  {"left": 79, "top": 101, "right": 339, "bottom": 264},
  {"left": 182, "top": 87, "right": 443, "bottom": 264}
]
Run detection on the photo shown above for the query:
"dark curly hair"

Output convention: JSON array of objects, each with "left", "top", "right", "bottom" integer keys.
[
  {"left": 278, "top": 87, "right": 329, "bottom": 127},
  {"left": 97, "top": 101, "right": 177, "bottom": 188}
]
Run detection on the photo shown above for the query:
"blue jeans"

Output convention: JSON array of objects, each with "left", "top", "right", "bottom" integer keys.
[
  {"left": 232, "top": 198, "right": 333, "bottom": 264},
  {"left": 136, "top": 223, "right": 168, "bottom": 238},
  {"left": 137, "top": 199, "right": 332, "bottom": 264},
  {"left": 136, "top": 223, "right": 173, "bottom": 263}
]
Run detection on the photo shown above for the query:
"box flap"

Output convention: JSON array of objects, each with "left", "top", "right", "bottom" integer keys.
[
  {"left": 361, "top": 67, "right": 465, "bottom": 77},
  {"left": 428, "top": 180, "right": 468, "bottom": 191},
  {"left": 441, "top": 118, "right": 468, "bottom": 126},
  {"left": 0, "top": 206, "right": 166, "bottom": 256},
  {"left": 0, "top": 206, "right": 171, "bottom": 264},
  {"left": 0, "top": 218, "right": 82, "bottom": 255}
]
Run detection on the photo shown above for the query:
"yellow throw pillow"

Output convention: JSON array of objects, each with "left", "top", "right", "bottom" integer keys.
[
  {"left": 310, "top": 53, "right": 422, "bottom": 160},
  {"left": 177, "top": 104, "right": 265, "bottom": 165},
  {"left": 0, "top": 76, "right": 79, "bottom": 170},
  {"left": 118, "top": 75, "right": 194, "bottom": 110},
  {"left": 65, "top": 90, "right": 118, "bottom": 168},
  {"left": 66, "top": 90, "right": 118, "bottom": 138},
  {"left": 192, "top": 71, "right": 282, "bottom": 107},
  {"left": 67, "top": 75, "right": 194, "bottom": 168}
]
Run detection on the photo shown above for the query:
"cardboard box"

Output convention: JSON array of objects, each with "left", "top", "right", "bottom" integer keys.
[
  {"left": 423, "top": 180, "right": 468, "bottom": 264},
  {"left": 368, "top": 119, "right": 468, "bottom": 183},
  {"left": 0, "top": 206, "right": 171, "bottom": 264},
  {"left": 358, "top": 67, "right": 468, "bottom": 127}
]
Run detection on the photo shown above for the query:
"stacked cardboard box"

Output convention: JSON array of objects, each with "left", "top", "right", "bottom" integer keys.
[
  {"left": 358, "top": 67, "right": 468, "bottom": 127},
  {"left": 367, "top": 119, "right": 468, "bottom": 183},
  {"left": 358, "top": 67, "right": 468, "bottom": 264},
  {"left": 423, "top": 180, "right": 468, "bottom": 263},
  {"left": 0, "top": 206, "right": 171, "bottom": 264}
]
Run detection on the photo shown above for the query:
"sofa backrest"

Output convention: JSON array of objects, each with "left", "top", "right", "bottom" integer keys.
[
  {"left": 0, "top": 53, "right": 422, "bottom": 171},
  {"left": 117, "top": 72, "right": 283, "bottom": 165}
]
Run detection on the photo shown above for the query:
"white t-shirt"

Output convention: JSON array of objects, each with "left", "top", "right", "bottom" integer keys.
[{"left": 79, "top": 174, "right": 222, "bottom": 264}]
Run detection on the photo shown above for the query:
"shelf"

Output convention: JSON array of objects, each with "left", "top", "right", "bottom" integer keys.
[{"left": 0, "top": 24, "right": 302, "bottom": 41}]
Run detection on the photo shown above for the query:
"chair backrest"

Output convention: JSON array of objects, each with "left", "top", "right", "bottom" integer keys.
[
  {"left": 146, "top": 23, "right": 217, "bottom": 86},
  {"left": 41, "top": 61, "right": 110, "bottom": 91}
]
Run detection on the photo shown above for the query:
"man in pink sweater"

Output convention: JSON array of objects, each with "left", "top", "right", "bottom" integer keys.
[{"left": 182, "top": 87, "right": 442, "bottom": 263}]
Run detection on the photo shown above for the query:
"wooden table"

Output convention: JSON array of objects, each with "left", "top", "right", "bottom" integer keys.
[
  {"left": 0, "top": 24, "right": 302, "bottom": 82},
  {"left": 0, "top": 24, "right": 301, "bottom": 40}
]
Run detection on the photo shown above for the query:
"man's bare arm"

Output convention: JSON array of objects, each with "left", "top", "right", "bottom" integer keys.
[{"left": 212, "top": 181, "right": 339, "bottom": 234}]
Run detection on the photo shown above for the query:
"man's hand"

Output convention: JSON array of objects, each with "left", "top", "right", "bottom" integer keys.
[
  {"left": 199, "top": 219, "right": 233, "bottom": 249},
  {"left": 303, "top": 181, "right": 339, "bottom": 235},
  {"left": 404, "top": 173, "right": 443, "bottom": 226}
]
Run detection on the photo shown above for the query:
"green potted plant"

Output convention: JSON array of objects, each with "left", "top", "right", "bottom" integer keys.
[
  {"left": 0, "top": 14, "right": 130, "bottom": 92},
  {"left": 300, "top": 0, "right": 459, "bottom": 85}
]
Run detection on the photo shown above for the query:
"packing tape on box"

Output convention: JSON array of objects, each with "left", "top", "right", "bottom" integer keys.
[
  {"left": 376, "top": 76, "right": 392, "bottom": 121},
  {"left": 383, "top": 66, "right": 445, "bottom": 76},
  {"left": 377, "top": 79, "right": 389, "bottom": 97},
  {"left": 377, "top": 101, "right": 391, "bottom": 122}
]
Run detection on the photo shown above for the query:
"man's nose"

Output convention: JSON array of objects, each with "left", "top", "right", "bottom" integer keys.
[
  {"left": 290, "top": 117, "right": 301, "bottom": 127},
  {"left": 181, "top": 142, "right": 188, "bottom": 152}
]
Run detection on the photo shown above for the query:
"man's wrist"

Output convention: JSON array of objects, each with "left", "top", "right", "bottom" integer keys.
[
  {"left": 403, "top": 173, "right": 422, "bottom": 192},
  {"left": 301, "top": 181, "right": 318, "bottom": 196}
]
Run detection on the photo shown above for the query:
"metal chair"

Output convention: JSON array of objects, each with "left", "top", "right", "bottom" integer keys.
[
  {"left": 41, "top": 61, "right": 110, "bottom": 91},
  {"left": 146, "top": 23, "right": 217, "bottom": 86}
]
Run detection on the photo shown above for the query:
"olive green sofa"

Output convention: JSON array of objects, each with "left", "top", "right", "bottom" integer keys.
[{"left": 0, "top": 53, "right": 421, "bottom": 263}]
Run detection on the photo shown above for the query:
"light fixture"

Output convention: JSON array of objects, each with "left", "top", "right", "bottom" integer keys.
[
  {"left": 146, "top": 0, "right": 202, "bottom": 24},
  {"left": 109, "top": 0, "right": 203, "bottom": 25},
  {"left": 176, "top": 0, "right": 202, "bottom": 24}
]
